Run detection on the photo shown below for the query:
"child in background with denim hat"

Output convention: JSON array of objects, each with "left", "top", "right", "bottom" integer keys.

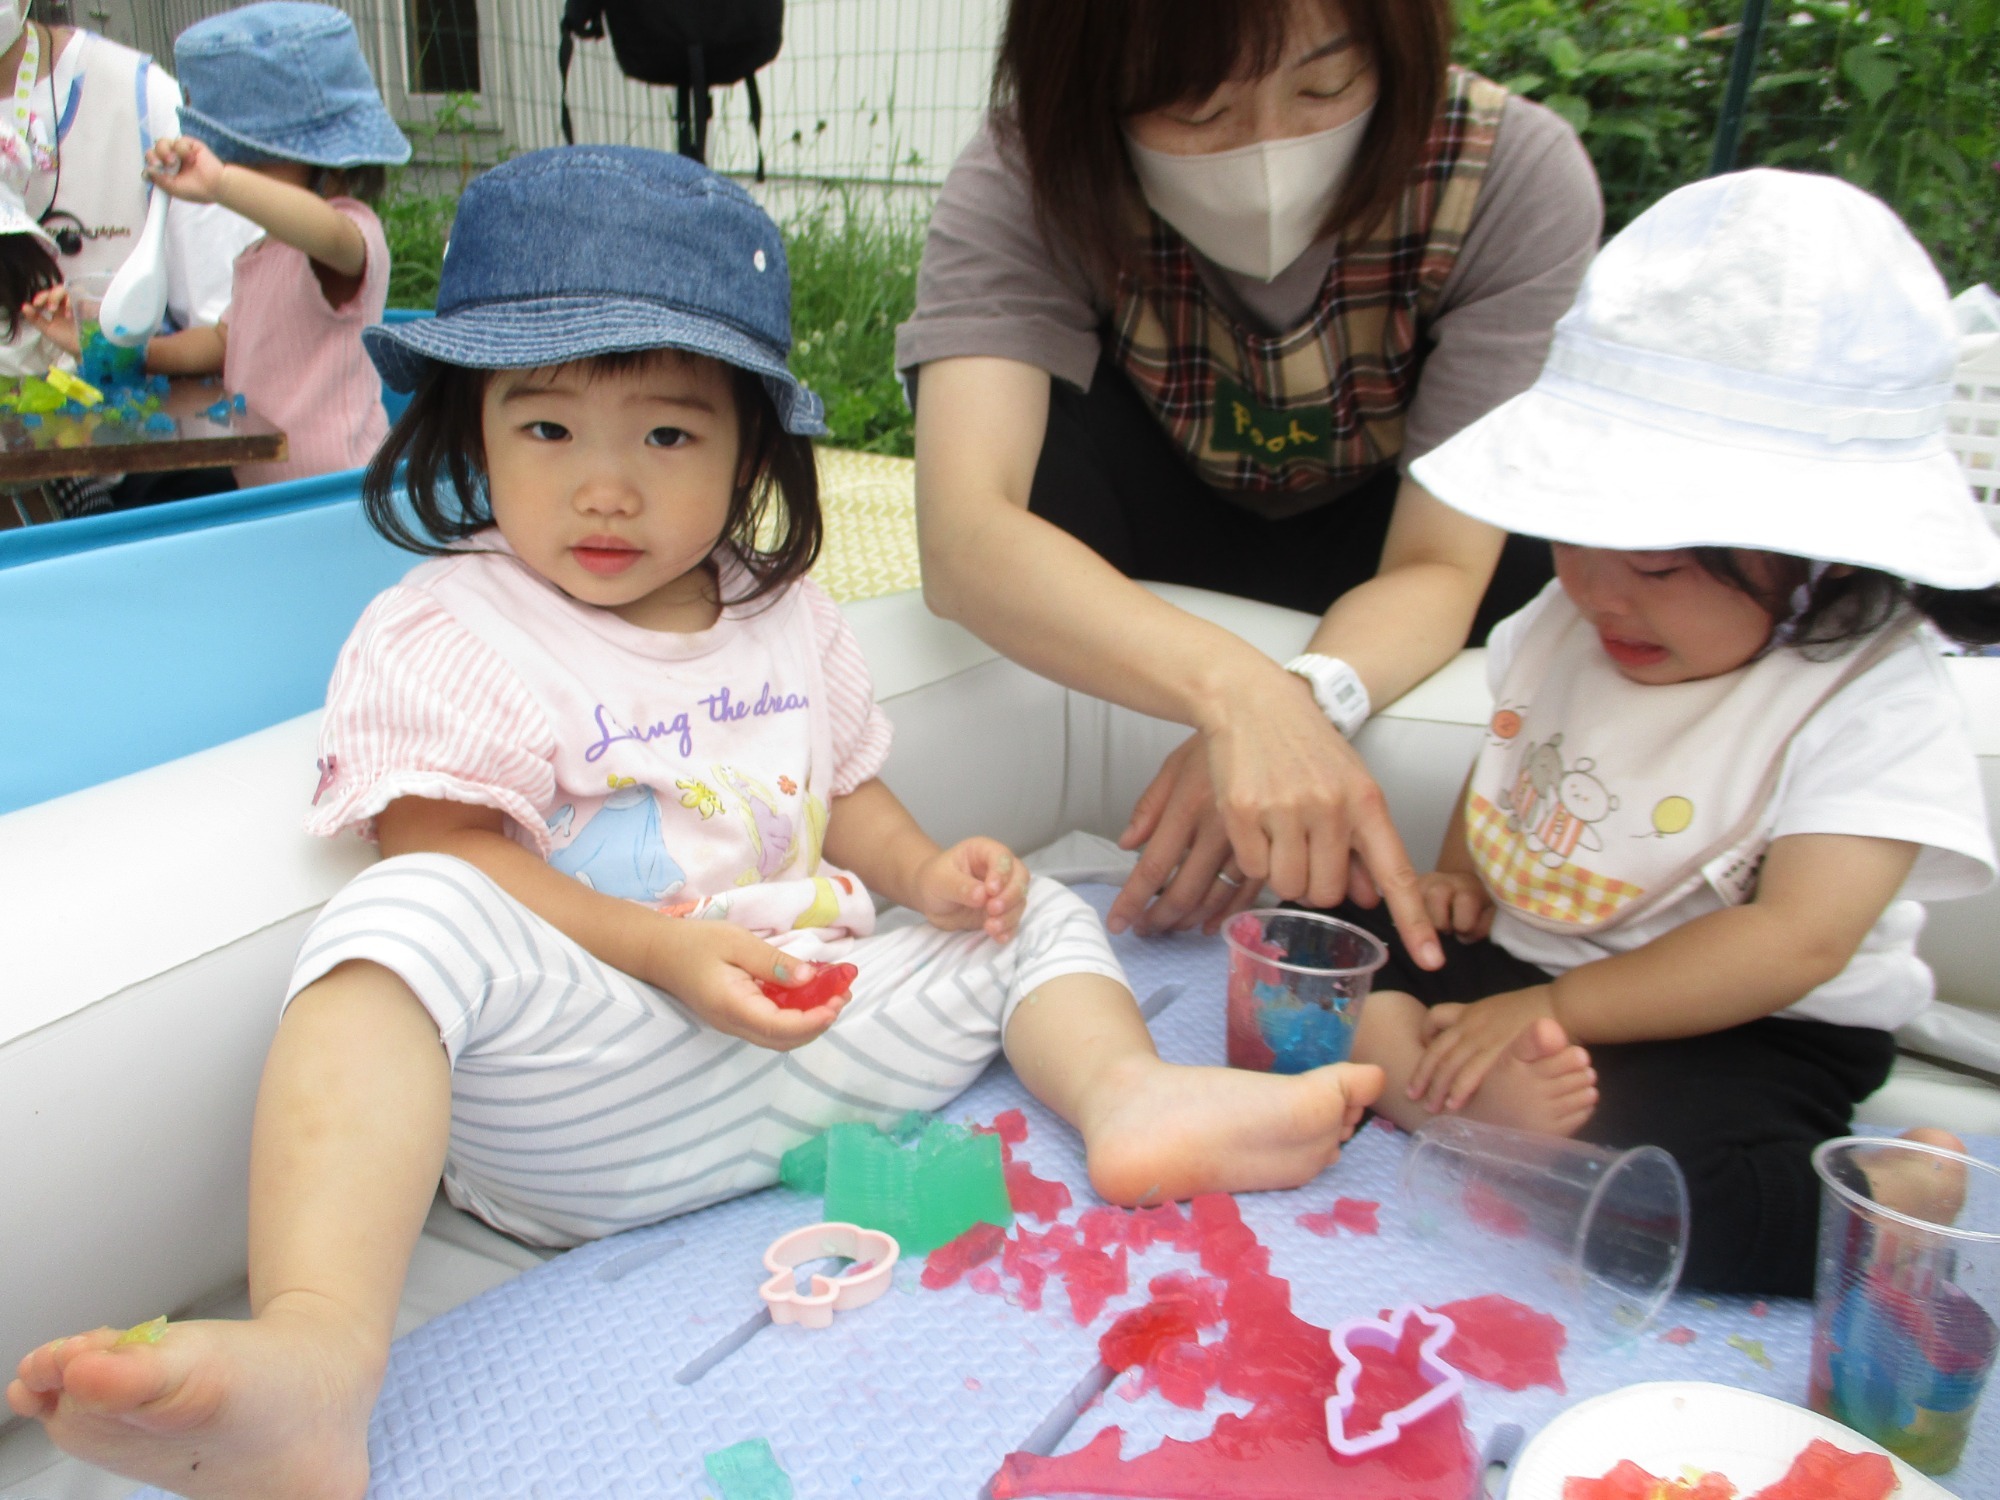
[
  {"left": 8, "top": 145, "right": 1384, "bottom": 1498},
  {"left": 26, "top": 1, "right": 409, "bottom": 486},
  {"left": 1331, "top": 169, "right": 2000, "bottom": 1298}
]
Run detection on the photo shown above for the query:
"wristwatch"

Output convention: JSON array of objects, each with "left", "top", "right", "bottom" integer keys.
[{"left": 1283, "top": 653, "right": 1371, "bottom": 739}]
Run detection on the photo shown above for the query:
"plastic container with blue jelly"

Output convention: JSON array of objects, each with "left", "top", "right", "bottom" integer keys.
[{"left": 1222, "top": 909, "right": 1386, "bottom": 1073}]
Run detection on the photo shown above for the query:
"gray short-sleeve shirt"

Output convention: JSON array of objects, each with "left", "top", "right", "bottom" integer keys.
[{"left": 896, "top": 95, "right": 1602, "bottom": 514}]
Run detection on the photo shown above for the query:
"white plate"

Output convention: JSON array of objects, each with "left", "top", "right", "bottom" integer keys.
[{"left": 1507, "top": 1381, "right": 1957, "bottom": 1498}]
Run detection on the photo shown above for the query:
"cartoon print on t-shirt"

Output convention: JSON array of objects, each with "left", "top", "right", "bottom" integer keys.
[
  {"left": 676, "top": 775, "right": 722, "bottom": 819},
  {"left": 1467, "top": 728, "right": 1645, "bottom": 928},
  {"left": 547, "top": 778, "right": 688, "bottom": 903},
  {"left": 717, "top": 765, "right": 797, "bottom": 882},
  {"left": 1501, "top": 732, "right": 1566, "bottom": 834},
  {"left": 1528, "top": 762, "right": 1619, "bottom": 868},
  {"left": 792, "top": 873, "right": 858, "bottom": 931}
]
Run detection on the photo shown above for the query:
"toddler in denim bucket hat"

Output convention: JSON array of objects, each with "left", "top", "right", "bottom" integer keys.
[
  {"left": 0, "top": 140, "right": 1396, "bottom": 1500},
  {"left": 23, "top": 1, "right": 408, "bottom": 485}
]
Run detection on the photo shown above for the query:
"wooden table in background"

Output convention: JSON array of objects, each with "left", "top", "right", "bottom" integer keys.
[{"left": 0, "top": 379, "right": 287, "bottom": 524}]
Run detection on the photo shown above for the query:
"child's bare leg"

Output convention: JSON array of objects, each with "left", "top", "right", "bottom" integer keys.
[
  {"left": 1003, "top": 973, "right": 1384, "bottom": 1204},
  {"left": 1861, "top": 1127, "right": 1969, "bottom": 1225},
  {"left": 1351, "top": 989, "right": 1597, "bottom": 1137},
  {"left": 6, "top": 960, "right": 450, "bottom": 1500}
]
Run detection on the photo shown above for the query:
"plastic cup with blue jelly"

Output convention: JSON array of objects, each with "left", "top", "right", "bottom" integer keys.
[
  {"left": 73, "top": 271, "right": 149, "bottom": 391},
  {"left": 1222, "top": 909, "right": 1386, "bottom": 1074},
  {"left": 1808, "top": 1136, "right": 2000, "bottom": 1475}
]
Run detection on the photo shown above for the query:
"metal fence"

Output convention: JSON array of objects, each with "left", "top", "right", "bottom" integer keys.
[{"left": 119, "top": 0, "right": 1003, "bottom": 195}]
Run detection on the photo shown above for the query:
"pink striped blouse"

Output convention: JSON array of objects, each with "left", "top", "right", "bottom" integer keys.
[{"left": 310, "top": 543, "right": 894, "bottom": 939}]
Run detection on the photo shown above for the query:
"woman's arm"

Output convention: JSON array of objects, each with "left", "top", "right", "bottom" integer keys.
[
  {"left": 144, "top": 324, "right": 225, "bottom": 375},
  {"left": 914, "top": 355, "right": 1443, "bottom": 965},
  {"left": 1407, "top": 832, "right": 1919, "bottom": 1109},
  {"left": 374, "top": 796, "right": 841, "bottom": 1049}
]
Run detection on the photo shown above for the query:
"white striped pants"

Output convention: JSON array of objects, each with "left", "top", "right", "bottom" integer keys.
[{"left": 285, "top": 854, "right": 1127, "bottom": 1247}]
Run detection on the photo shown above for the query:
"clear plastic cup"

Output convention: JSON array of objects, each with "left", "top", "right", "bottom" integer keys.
[
  {"left": 1808, "top": 1137, "right": 1999, "bottom": 1475},
  {"left": 1222, "top": 909, "right": 1386, "bottom": 1073},
  {"left": 1399, "top": 1116, "right": 1689, "bottom": 1337},
  {"left": 71, "top": 270, "right": 148, "bottom": 390}
]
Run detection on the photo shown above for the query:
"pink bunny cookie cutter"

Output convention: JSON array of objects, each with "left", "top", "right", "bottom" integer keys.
[
  {"left": 758, "top": 1222, "right": 899, "bottom": 1329},
  {"left": 1325, "top": 1303, "right": 1466, "bottom": 1456}
]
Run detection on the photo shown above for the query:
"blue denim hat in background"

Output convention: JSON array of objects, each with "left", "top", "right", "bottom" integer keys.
[
  {"left": 174, "top": 3, "right": 411, "bottom": 169},
  {"left": 364, "top": 147, "right": 826, "bottom": 436}
]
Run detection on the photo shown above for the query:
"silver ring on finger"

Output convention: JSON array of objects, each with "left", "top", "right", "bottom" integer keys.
[{"left": 1215, "top": 869, "right": 1243, "bottom": 889}]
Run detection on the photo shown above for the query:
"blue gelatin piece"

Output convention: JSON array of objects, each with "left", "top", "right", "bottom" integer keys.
[
  {"left": 232, "top": 391, "right": 247, "bottom": 411},
  {"left": 1256, "top": 996, "right": 1357, "bottom": 1074},
  {"left": 22, "top": 413, "right": 41, "bottom": 427},
  {"left": 206, "top": 400, "right": 231, "bottom": 421},
  {"left": 144, "top": 413, "right": 175, "bottom": 433}
]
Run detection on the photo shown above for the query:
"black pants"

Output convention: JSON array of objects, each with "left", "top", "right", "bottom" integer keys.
[
  {"left": 1027, "top": 352, "right": 1551, "bottom": 644},
  {"left": 1332, "top": 900, "right": 1898, "bottom": 1298}
]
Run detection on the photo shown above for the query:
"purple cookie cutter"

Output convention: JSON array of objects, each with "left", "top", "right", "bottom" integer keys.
[{"left": 1324, "top": 1303, "right": 1465, "bottom": 1456}]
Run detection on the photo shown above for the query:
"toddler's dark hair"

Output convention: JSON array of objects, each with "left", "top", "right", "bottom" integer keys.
[
  {"left": 309, "top": 164, "right": 387, "bottom": 203},
  {"left": 361, "top": 348, "right": 820, "bottom": 607},
  {"left": 1696, "top": 549, "right": 2000, "bottom": 655},
  {"left": 1, "top": 233, "right": 60, "bottom": 341}
]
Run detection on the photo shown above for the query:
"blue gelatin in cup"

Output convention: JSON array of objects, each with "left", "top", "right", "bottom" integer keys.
[{"left": 78, "top": 322, "right": 148, "bottom": 390}]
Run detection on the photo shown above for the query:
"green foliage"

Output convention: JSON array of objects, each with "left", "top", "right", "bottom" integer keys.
[
  {"left": 778, "top": 195, "right": 925, "bottom": 456},
  {"left": 380, "top": 190, "right": 455, "bottom": 312},
  {"left": 1453, "top": 0, "right": 1999, "bottom": 290}
]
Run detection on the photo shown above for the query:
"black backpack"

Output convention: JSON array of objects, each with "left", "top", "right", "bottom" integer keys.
[{"left": 558, "top": 0, "right": 783, "bottom": 177}]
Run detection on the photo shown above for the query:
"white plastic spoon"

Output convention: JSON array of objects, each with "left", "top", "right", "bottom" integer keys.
[{"left": 97, "top": 187, "right": 170, "bottom": 348}]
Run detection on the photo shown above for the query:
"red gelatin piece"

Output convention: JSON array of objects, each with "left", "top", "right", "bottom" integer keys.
[
  {"left": 1128, "top": 1202, "right": 1198, "bottom": 1253},
  {"left": 1747, "top": 1439, "right": 1896, "bottom": 1500},
  {"left": 982, "top": 1108, "right": 1030, "bottom": 1145},
  {"left": 1058, "top": 1243, "right": 1129, "bottom": 1325},
  {"left": 1332, "top": 1198, "right": 1380, "bottom": 1235},
  {"left": 1297, "top": 1208, "right": 1342, "bottom": 1238},
  {"left": 968, "top": 1266, "right": 1003, "bottom": 1295},
  {"left": 1345, "top": 1315, "right": 1453, "bottom": 1447},
  {"left": 1562, "top": 1460, "right": 1735, "bottom": 1500},
  {"left": 1660, "top": 1325, "right": 1697, "bottom": 1346},
  {"left": 1099, "top": 1298, "right": 1200, "bottom": 1372},
  {"left": 1190, "top": 1193, "right": 1269, "bottom": 1278},
  {"left": 1153, "top": 1337, "right": 1217, "bottom": 1410},
  {"left": 922, "top": 1220, "right": 1008, "bottom": 1290},
  {"left": 1079, "top": 1205, "right": 1133, "bottom": 1252},
  {"left": 1147, "top": 1270, "right": 1226, "bottom": 1327},
  {"left": 1004, "top": 1160, "right": 1073, "bottom": 1223},
  {"left": 757, "top": 961, "right": 858, "bottom": 1011},
  {"left": 1464, "top": 1178, "right": 1531, "bottom": 1238},
  {"left": 1012, "top": 1256, "right": 1047, "bottom": 1312},
  {"left": 1435, "top": 1294, "right": 1567, "bottom": 1393}
]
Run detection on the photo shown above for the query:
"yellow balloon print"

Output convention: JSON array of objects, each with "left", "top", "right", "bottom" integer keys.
[{"left": 1651, "top": 796, "right": 1694, "bottom": 836}]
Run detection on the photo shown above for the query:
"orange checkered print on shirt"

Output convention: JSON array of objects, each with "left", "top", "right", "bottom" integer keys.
[{"left": 1464, "top": 792, "right": 1646, "bottom": 928}]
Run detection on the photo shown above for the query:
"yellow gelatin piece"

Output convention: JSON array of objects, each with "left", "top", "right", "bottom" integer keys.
[
  {"left": 46, "top": 368, "right": 104, "bottom": 407},
  {"left": 113, "top": 1315, "right": 168, "bottom": 1347}
]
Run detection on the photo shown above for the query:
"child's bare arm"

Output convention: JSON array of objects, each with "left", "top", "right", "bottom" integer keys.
[
  {"left": 822, "top": 778, "right": 1030, "bottom": 941},
  {"left": 143, "top": 325, "right": 225, "bottom": 375},
  {"left": 375, "top": 795, "right": 842, "bottom": 1049},
  {"left": 147, "top": 138, "right": 368, "bottom": 278},
  {"left": 1408, "top": 832, "right": 1918, "bottom": 1110}
]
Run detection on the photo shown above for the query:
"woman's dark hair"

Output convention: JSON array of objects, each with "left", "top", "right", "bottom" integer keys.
[
  {"left": 361, "top": 348, "right": 822, "bottom": 608},
  {"left": 1, "top": 233, "right": 61, "bottom": 341},
  {"left": 309, "top": 164, "right": 388, "bottom": 203},
  {"left": 992, "top": 0, "right": 1454, "bottom": 287},
  {"left": 1696, "top": 548, "right": 2000, "bottom": 655}
]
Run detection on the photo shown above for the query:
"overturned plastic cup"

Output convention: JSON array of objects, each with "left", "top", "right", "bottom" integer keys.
[
  {"left": 1223, "top": 909, "right": 1386, "bottom": 1074},
  {"left": 1808, "top": 1136, "right": 1999, "bottom": 1475},
  {"left": 1400, "top": 1116, "right": 1688, "bottom": 1338}
]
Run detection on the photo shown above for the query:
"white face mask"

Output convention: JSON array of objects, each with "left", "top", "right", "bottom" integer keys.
[
  {"left": 0, "top": 3, "right": 24, "bottom": 55},
  {"left": 1125, "top": 106, "right": 1374, "bottom": 282}
]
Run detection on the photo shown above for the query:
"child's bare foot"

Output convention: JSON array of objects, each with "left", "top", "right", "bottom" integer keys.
[
  {"left": 1860, "top": 1126, "right": 1968, "bottom": 1225},
  {"left": 1079, "top": 1054, "right": 1384, "bottom": 1204},
  {"left": 6, "top": 1294, "right": 382, "bottom": 1500},
  {"left": 1354, "top": 992, "right": 1596, "bottom": 1138},
  {"left": 1453, "top": 1017, "right": 1598, "bottom": 1136}
]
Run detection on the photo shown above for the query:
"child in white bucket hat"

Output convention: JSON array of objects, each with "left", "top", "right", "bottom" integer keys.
[
  {"left": 1338, "top": 168, "right": 2000, "bottom": 1297},
  {"left": 0, "top": 119, "right": 59, "bottom": 363}
]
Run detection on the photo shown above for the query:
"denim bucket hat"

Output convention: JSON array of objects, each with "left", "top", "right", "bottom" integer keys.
[
  {"left": 364, "top": 146, "right": 826, "bottom": 436},
  {"left": 174, "top": 3, "right": 412, "bottom": 169}
]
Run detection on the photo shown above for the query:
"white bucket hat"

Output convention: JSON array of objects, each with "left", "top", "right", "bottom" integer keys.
[
  {"left": 1412, "top": 168, "right": 2000, "bottom": 591},
  {"left": 0, "top": 119, "right": 58, "bottom": 254}
]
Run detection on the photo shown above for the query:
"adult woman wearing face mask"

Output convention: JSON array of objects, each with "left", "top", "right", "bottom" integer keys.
[{"left": 899, "top": 0, "right": 1601, "bottom": 963}]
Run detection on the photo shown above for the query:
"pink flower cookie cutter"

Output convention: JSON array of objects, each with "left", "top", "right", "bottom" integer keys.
[
  {"left": 1324, "top": 1303, "right": 1465, "bottom": 1456},
  {"left": 758, "top": 1222, "right": 899, "bottom": 1330}
]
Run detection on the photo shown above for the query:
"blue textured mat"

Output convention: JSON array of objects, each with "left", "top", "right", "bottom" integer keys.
[{"left": 138, "top": 886, "right": 1998, "bottom": 1498}]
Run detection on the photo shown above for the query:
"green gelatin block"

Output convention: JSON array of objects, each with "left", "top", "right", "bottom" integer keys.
[
  {"left": 778, "top": 1131, "right": 828, "bottom": 1194},
  {"left": 703, "top": 1437, "right": 793, "bottom": 1500},
  {"left": 823, "top": 1117, "right": 1012, "bottom": 1253}
]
